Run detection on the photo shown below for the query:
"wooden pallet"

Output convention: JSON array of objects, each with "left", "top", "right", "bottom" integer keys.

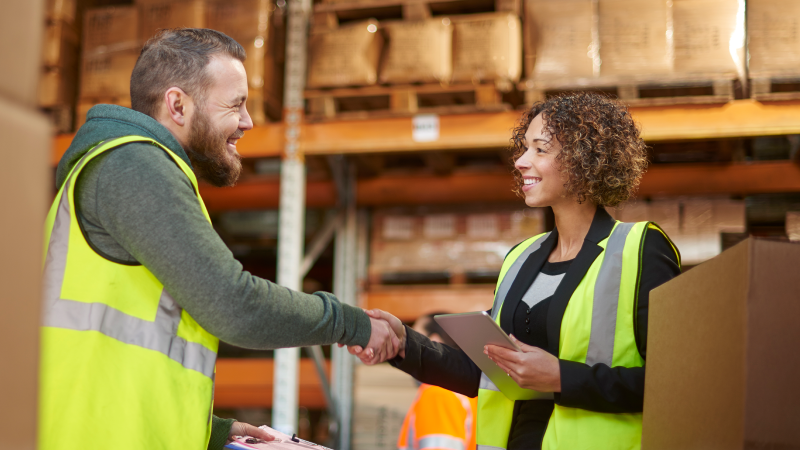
[
  {"left": 522, "top": 76, "right": 737, "bottom": 107},
  {"left": 750, "top": 77, "right": 800, "bottom": 102},
  {"left": 314, "top": 0, "right": 519, "bottom": 26},
  {"left": 305, "top": 82, "right": 511, "bottom": 121}
]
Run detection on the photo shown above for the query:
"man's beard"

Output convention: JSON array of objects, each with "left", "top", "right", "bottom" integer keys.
[{"left": 185, "top": 109, "right": 243, "bottom": 187}]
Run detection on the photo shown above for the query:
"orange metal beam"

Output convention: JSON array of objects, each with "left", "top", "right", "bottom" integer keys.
[
  {"left": 638, "top": 161, "right": 800, "bottom": 197},
  {"left": 214, "top": 358, "right": 329, "bottom": 409},
  {"left": 51, "top": 122, "right": 285, "bottom": 166},
  {"left": 53, "top": 100, "right": 800, "bottom": 163},
  {"left": 363, "top": 285, "right": 495, "bottom": 323},
  {"left": 198, "top": 161, "right": 800, "bottom": 211}
]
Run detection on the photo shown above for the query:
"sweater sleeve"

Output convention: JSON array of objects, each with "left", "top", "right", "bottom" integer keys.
[
  {"left": 391, "top": 326, "right": 483, "bottom": 398},
  {"left": 556, "top": 227, "right": 680, "bottom": 413},
  {"left": 78, "top": 144, "right": 371, "bottom": 349},
  {"left": 208, "top": 416, "right": 236, "bottom": 450}
]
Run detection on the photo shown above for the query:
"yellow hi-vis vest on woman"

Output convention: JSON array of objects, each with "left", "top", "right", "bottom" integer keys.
[
  {"left": 476, "top": 221, "right": 678, "bottom": 450},
  {"left": 39, "top": 136, "right": 219, "bottom": 450}
]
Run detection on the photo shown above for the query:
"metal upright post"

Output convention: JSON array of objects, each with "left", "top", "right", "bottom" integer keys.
[
  {"left": 332, "top": 161, "right": 358, "bottom": 450},
  {"left": 273, "top": 0, "right": 311, "bottom": 435}
]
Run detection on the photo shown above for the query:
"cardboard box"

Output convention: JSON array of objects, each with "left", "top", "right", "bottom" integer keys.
[
  {"left": 206, "top": 0, "right": 270, "bottom": 89},
  {"left": 0, "top": 96, "right": 51, "bottom": 450},
  {"left": 643, "top": 238, "right": 800, "bottom": 449},
  {"left": 525, "top": 0, "right": 596, "bottom": 81},
  {"left": 80, "top": 49, "right": 140, "bottom": 99},
  {"left": 38, "top": 66, "right": 78, "bottom": 108},
  {"left": 84, "top": 6, "right": 140, "bottom": 54},
  {"left": 598, "top": 0, "right": 671, "bottom": 77},
  {"left": 307, "top": 20, "right": 383, "bottom": 88},
  {"left": 42, "top": 20, "right": 80, "bottom": 68},
  {"left": 787, "top": 211, "right": 800, "bottom": 242},
  {"left": 672, "top": 0, "right": 744, "bottom": 76},
  {"left": 46, "top": 0, "right": 78, "bottom": 23},
  {"left": 353, "top": 364, "right": 417, "bottom": 450},
  {"left": 379, "top": 18, "right": 453, "bottom": 85},
  {"left": 451, "top": 12, "right": 522, "bottom": 84},
  {"left": 0, "top": 0, "right": 45, "bottom": 107},
  {"left": 139, "top": 0, "right": 206, "bottom": 42},
  {"left": 747, "top": 0, "right": 800, "bottom": 78}
]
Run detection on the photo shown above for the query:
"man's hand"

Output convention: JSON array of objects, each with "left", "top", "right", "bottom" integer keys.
[
  {"left": 345, "top": 309, "right": 406, "bottom": 364},
  {"left": 484, "top": 334, "right": 561, "bottom": 392},
  {"left": 345, "top": 315, "right": 400, "bottom": 365},
  {"left": 228, "top": 421, "right": 275, "bottom": 443}
]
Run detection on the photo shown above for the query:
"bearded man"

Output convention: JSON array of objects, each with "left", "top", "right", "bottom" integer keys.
[{"left": 40, "top": 28, "right": 397, "bottom": 450}]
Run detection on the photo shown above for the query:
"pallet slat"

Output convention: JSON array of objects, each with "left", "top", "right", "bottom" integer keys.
[{"left": 305, "top": 82, "right": 510, "bottom": 120}]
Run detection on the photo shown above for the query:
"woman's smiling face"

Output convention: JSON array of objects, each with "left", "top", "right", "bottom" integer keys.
[{"left": 514, "top": 113, "right": 568, "bottom": 208}]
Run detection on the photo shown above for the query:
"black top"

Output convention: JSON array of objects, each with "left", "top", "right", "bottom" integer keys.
[{"left": 391, "top": 207, "right": 682, "bottom": 449}]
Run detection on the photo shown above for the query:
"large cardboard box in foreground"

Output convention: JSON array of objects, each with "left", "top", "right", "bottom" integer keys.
[{"left": 643, "top": 238, "right": 800, "bottom": 449}]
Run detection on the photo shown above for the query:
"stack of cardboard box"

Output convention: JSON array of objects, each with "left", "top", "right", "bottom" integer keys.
[
  {"left": 77, "top": 0, "right": 277, "bottom": 129},
  {"left": 524, "top": 0, "right": 745, "bottom": 85},
  {"left": 0, "top": 2, "right": 52, "bottom": 446},
  {"left": 747, "top": 0, "right": 800, "bottom": 80},
  {"left": 38, "top": 0, "right": 80, "bottom": 133},
  {"left": 608, "top": 197, "right": 746, "bottom": 266},
  {"left": 369, "top": 207, "right": 545, "bottom": 284},
  {"left": 307, "top": 13, "right": 521, "bottom": 89},
  {"left": 77, "top": 6, "right": 140, "bottom": 127}
]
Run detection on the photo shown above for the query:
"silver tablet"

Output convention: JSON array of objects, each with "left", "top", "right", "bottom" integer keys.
[{"left": 434, "top": 311, "right": 553, "bottom": 400}]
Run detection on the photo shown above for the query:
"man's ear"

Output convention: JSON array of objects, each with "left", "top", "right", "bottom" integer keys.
[{"left": 163, "top": 87, "right": 191, "bottom": 127}]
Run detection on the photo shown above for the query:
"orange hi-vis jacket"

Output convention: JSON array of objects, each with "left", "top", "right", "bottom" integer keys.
[{"left": 398, "top": 384, "right": 478, "bottom": 450}]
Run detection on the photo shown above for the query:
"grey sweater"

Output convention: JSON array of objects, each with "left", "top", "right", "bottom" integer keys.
[{"left": 58, "top": 105, "right": 372, "bottom": 447}]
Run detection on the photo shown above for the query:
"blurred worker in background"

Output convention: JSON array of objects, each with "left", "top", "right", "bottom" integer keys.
[
  {"left": 350, "top": 92, "right": 681, "bottom": 450},
  {"left": 40, "top": 28, "right": 398, "bottom": 450},
  {"left": 398, "top": 313, "right": 477, "bottom": 450}
]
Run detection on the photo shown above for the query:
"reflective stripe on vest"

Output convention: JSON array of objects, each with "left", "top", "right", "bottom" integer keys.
[
  {"left": 418, "top": 435, "right": 467, "bottom": 450},
  {"left": 42, "top": 166, "right": 215, "bottom": 378},
  {"left": 476, "top": 222, "right": 678, "bottom": 450},
  {"left": 39, "top": 136, "right": 218, "bottom": 450}
]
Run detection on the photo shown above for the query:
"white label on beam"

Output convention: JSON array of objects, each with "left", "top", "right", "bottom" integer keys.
[{"left": 412, "top": 114, "right": 439, "bottom": 142}]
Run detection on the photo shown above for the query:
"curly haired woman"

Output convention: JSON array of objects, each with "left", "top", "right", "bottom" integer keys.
[{"left": 352, "top": 92, "right": 682, "bottom": 450}]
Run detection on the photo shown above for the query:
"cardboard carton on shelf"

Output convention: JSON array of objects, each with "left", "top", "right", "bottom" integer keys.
[
  {"left": 139, "top": 0, "right": 206, "bottom": 42},
  {"left": 206, "top": 0, "right": 271, "bottom": 90},
  {"left": 379, "top": 18, "right": 453, "bottom": 85},
  {"left": 307, "top": 20, "right": 383, "bottom": 88},
  {"left": 46, "top": 0, "right": 78, "bottom": 23},
  {"left": 643, "top": 238, "right": 800, "bottom": 449},
  {"left": 41, "top": 20, "right": 80, "bottom": 69},
  {"left": 747, "top": 0, "right": 800, "bottom": 78},
  {"left": 451, "top": 12, "right": 522, "bottom": 86},
  {"left": 672, "top": 0, "right": 744, "bottom": 78},
  {"left": 353, "top": 364, "right": 417, "bottom": 450},
  {"left": 80, "top": 49, "right": 140, "bottom": 100},
  {"left": 84, "top": 6, "right": 140, "bottom": 54},
  {"left": 524, "top": 0, "right": 596, "bottom": 82},
  {"left": 598, "top": 0, "right": 671, "bottom": 77}
]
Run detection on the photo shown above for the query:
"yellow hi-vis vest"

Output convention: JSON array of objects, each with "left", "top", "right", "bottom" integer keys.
[
  {"left": 39, "top": 136, "right": 219, "bottom": 450},
  {"left": 476, "top": 221, "right": 679, "bottom": 450}
]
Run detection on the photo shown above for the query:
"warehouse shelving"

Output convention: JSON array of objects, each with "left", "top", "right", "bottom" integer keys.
[{"left": 53, "top": 99, "right": 800, "bottom": 162}]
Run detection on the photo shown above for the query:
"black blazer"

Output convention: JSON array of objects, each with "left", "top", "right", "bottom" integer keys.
[{"left": 392, "top": 207, "right": 681, "bottom": 414}]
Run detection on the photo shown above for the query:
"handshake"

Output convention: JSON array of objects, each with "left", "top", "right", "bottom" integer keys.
[{"left": 341, "top": 309, "right": 407, "bottom": 365}]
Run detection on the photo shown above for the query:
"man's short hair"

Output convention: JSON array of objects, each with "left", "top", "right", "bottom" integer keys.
[{"left": 130, "top": 28, "right": 246, "bottom": 118}]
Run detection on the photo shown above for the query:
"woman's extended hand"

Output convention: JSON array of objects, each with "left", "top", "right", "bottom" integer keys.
[{"left": 485, "top": 334, "right": 561, "bottom": 393}]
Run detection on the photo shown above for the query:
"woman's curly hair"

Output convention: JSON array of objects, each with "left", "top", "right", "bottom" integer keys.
[{"left": 510, "top": 92, "right": 648, "bottom": 207}]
